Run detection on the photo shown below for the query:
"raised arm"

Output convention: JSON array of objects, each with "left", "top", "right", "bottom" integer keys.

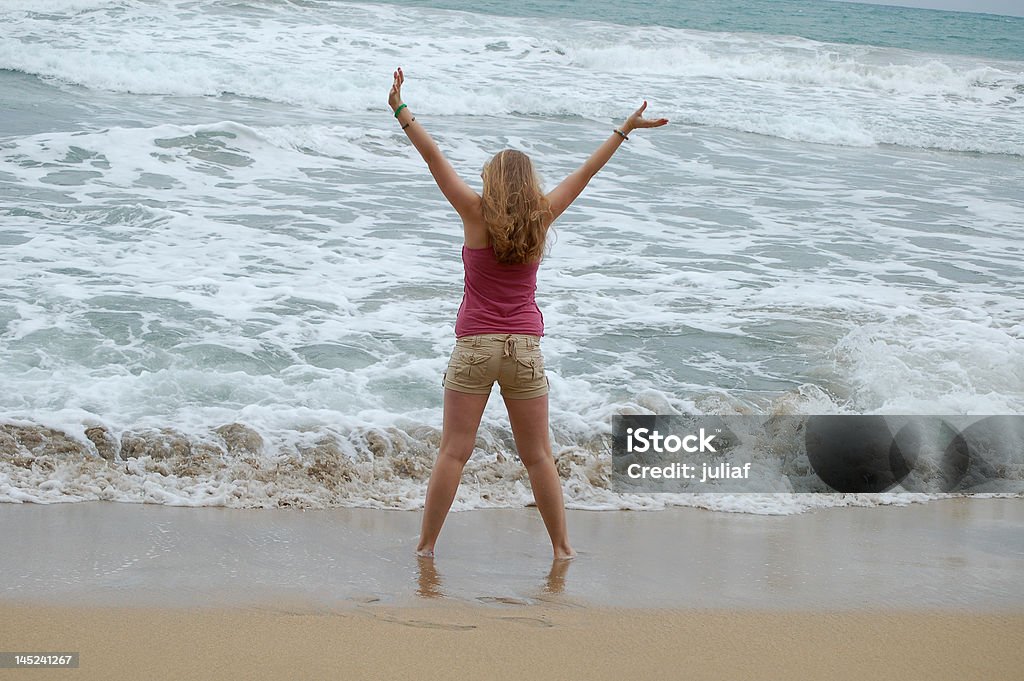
[
  {"left": 388, "top": 67, "right": 479, "bottom": 218},
  {"left": 546, "top": 101, "right": 668, "bottom": 223}
]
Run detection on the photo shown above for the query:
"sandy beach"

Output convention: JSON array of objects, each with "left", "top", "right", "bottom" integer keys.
[
  {"left": 2, "top": 498, "right": 1022, "bottom": 679},
  {"left": 3, "top": 602, "right": 1021, "bottom": 681}
]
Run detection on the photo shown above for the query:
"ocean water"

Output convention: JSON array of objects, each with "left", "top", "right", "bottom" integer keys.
[{"left": 1, "top": 0, "right": 1022, "bottom": 513}]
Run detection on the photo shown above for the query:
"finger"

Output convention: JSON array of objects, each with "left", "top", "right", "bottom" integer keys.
[{"left": 635, "top": 100, "right": 647, "bottom": 115}]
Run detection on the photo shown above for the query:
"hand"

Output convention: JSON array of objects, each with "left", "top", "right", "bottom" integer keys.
[
  {"left": 389, "top": 67, "right": 405, "bottom": 112},
  {"left": 623, "top": 100, "right": 668, "bottom": 133}
]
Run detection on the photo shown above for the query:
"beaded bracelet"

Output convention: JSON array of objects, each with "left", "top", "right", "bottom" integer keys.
[
  {"left": 393, "top": 103, "right": 408, "bottom": 118},
  {"left": 614, "top": 128, "right": 629, "bottom": 141}
]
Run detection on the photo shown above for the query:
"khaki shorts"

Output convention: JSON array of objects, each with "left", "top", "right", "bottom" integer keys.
[{"left": 442, "top": 333, "right": 549, "bottom": 400}]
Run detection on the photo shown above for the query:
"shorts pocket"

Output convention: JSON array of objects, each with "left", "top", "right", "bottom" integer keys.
[
  {"left": 451, "top": 349, "right": 490, "bottom": 379},
  {"left": 514, "top": 348, "right": 545, "bottom": 384}
]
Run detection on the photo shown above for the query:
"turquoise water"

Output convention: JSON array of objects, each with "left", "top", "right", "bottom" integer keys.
[{"left": 385, "top": 0, "right": 1024, "bottom": 61}]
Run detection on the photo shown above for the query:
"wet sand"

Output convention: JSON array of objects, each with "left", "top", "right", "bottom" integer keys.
[
  {"left": 1, "top": 498, "right": 1022, "bottom": 679},
  {"left": 2, "top": 497, "right": 1022, "bottom": 610}
]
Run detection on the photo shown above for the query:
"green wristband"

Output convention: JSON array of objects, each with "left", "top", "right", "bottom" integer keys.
[{"left": 393, "top": 103, "right": 408, "bottom": 118}]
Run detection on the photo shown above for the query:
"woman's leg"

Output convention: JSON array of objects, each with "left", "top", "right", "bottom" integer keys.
[
  {"left": 416, "top": 388, "right": 490, "bottom": 556},
  {"left": 502, "top": 393, "right": 576, "bottom": 560}
]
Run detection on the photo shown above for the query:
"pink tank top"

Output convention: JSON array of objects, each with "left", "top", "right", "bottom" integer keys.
[{"left": 454, "top": 245, "right": 544, "bottom": 338}]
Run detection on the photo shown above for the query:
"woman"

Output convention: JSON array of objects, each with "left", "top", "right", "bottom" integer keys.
[{"left": 388, "top": 67, "right": 668, "bottom": 560}]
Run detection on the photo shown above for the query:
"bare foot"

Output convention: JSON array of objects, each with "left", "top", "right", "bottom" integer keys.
[
  {"left": 553, "top": 546, "right": 576, "bottom": 561},
  {"left": 415, "top": 547, "right": 435, "bottom": 558}
]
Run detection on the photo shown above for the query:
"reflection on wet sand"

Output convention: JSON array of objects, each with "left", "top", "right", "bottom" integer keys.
[
  {"left": 414, "top": 555, "right": 573, "bottom": 601},
  {"left": 544, "top": 558, "right": 571, "bottom": 595},
  {"left": 416, "top": 555, "right": 443, "bottom": 599}
]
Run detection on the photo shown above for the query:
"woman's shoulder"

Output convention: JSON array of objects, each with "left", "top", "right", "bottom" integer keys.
[{"left": 462, "top": 211, "right": 490, "bottom": 249}]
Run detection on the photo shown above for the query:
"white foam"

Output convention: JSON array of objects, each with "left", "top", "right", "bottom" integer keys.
[
  {"left": 0, "top": 0, "right": 1021, "bottom": 154},
  {"left": 0, "top": 0, "right": 122, "bottom": 12}
]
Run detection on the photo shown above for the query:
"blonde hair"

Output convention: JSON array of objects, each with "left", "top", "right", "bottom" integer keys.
[{"left": 481, "top": 149, "right": 552, "bottom": 265}]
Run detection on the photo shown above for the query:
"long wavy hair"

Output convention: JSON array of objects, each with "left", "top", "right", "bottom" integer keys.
[{"left": 481, "top": 149, "right": 552, "bottom": 265}]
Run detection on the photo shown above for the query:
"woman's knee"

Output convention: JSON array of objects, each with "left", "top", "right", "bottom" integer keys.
[
  {"left": 518, "top": 447, "right": 554, "bottom": 470},
  {"left": 438, "top": 443, "right": 474, "bottom": 466}
]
